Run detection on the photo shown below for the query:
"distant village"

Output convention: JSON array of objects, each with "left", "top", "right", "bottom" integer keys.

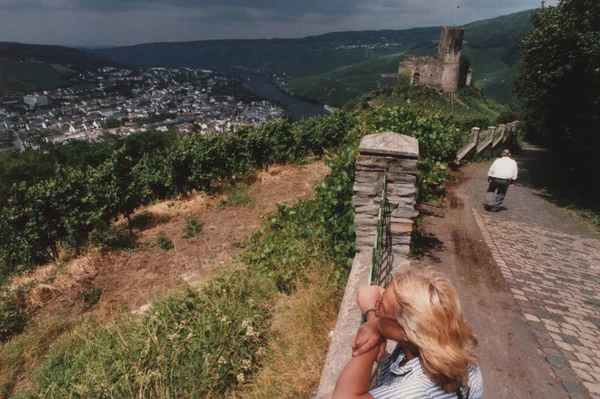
[{"left": 0, "top": 66, "right": 285, "bottom": 152}]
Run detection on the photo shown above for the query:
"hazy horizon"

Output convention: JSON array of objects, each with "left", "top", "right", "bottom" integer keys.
[{"left": 0, "top": 0, "right": 554, "bottom": 47}]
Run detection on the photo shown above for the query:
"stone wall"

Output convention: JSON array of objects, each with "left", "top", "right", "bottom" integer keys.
[
  {"left": 399, "top": 56, "right": 443, "bottom": 88},
  {"left": 315, "top": 132, "right": 419, "bottom": 398},
  {"left": 438, "top": 26, "right": 463, "bottom": 92},
  {"left": 466, "top": 68, "right": 473, "bottom": 87}
]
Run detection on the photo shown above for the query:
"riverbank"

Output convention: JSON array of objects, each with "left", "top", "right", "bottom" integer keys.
[{"left": 237, "top": 73, "right": 328, "bottom": 122}]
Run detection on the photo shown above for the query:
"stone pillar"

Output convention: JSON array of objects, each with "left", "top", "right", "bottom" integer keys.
[
  {"left": 353, "top": 132, "right": 419, "bottom": 256},
  {"left": 510, "top": 121, "right": 519, "bottom": 148},
  {"left": 466, "top": 68, "right": 473, "bottom": 87},
  {"left": 472, "top": 127, "right": 481, "bottom": 146},
  {"left": 497, "top": 124, "right": 506, "bottom": 144}
]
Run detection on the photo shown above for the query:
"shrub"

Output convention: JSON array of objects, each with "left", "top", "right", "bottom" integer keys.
[
  {"left": 0, "top": 288, "right": 28, "bottom": 342},
  {"left": 242, "top": 148, "right": 356, "bottom": 292},
  {"left": 182, "top": 217, "right": 203, "bottom": 240},
  {"left": 90, "top": 224, "right": 133, "bottom": 251},
  {"left": 80, "top": 285, "right": 103, "bottom": 309},
  {"left": 156, "top": 233, "right": 174, "bottom": 250},
  {"left": 218, "top": 186, "right": 252, "bottom": 209},
  {"left": 397, "top": 70, "right": 412, "bottom": 89},
  {"left": 130, "top": 211, "right": 154, "bottom": 230},
  {"left": 449, "top": 115, "right": 493, "bottom": 135},
  {"left": 417, "top": 159, "right": 452, "bottom": 203}
]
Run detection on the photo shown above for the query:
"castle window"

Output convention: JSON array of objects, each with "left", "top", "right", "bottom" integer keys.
[{"left": 413, "top": 72, "right": 420, "bottom": 85}]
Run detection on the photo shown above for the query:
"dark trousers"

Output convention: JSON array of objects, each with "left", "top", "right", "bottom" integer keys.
[{"left": 486, "top": 178, "right": 510, "bottom": 210}]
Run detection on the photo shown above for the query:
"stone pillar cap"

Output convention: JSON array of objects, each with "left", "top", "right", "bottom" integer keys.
[{"left": 359, "top": 132, "right": 419, "bottom": 158}]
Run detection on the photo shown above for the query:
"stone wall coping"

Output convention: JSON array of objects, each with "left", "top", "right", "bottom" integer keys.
[
  {"left": 315, "top": 250, "right": 371, "bottom": 399},
  {"left": 359, "top": 132, "right": 419, "bottom": 159},
  {"left": 315, "top": 250, "right": 410, "bottom": 399}
]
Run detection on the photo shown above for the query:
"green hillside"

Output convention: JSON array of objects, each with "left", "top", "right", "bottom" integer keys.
[
  {"left": 288, "top": 9, "right": 535, "bottom": 105},
  {"left": 0, "top": 59, "right": 76, "bottom": 92},
  {"left": 0, "top": 42, "right": 114, "bottom": 93},
  {"left": 345, "top": 83, "right": 507, "bottom": 134},
  {"left": 94, "top": 27, "right": 440, "bottom": 78},
  {"left": 288, "top": 52, "right": 408, "bottom": 107}
]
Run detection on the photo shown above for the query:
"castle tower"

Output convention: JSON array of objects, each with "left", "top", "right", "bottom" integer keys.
[
  {"left": 397, "top": 25, "right": 468, "bottom": 93},
  {"left": 438, "top": 26, "right": 464, "bottom": 92}
]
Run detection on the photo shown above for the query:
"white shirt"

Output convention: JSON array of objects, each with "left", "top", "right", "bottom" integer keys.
[
  {"left": 370, "top": 346, "right": 484, "bottom": 399},
  {"left": 487, "top": 156, "right": 518, "bottom": 180}
]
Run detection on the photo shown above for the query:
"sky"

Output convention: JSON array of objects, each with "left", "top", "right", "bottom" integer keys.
[{"left": 0, "top": 0, "right": 556, "bottom": 47}]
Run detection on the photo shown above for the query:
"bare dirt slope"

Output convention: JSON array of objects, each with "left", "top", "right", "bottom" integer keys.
[
  {"left": 411, "top": 172, "right": 567, "bottom": 399},
  {"left": 13, "top": 161, "right": 330, "bottom": 321}
]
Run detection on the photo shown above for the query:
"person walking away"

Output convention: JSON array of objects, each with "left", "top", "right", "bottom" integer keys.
[{"left": 485, "top": 149, "right": 518, "bottom": 212}]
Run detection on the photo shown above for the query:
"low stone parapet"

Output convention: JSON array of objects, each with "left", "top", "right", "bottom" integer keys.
[{"left": 315, "top": 132, "right": 418, "bottom": 398}]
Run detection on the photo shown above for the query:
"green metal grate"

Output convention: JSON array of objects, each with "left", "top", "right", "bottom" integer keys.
[
  {"left": 369, "top": 172, "right": 387, "bottom": 287},
  {"left": 362, "top": 172, "right": 387, "bottom": 324}
]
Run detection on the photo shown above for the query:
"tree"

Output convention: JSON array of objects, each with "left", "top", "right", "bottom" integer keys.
[
  {"left": 88, "top": 146, "right": 143, "bottom": 235},
  {"left": 516, "top": 0, "right": 600, "bottom": 180},
  {"left": 52, "top": 167, "right": 102, "bottom": 256},
  {"left": 26, "top": 180, "right": 63, "bottom": 260},
  {"left": 102, "top": 117, "right": 121, "bottom": 129}
]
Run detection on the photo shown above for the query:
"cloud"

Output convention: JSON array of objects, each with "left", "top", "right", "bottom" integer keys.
[{"left": 0, "top": 0, "right": 556, "bottom": 46}]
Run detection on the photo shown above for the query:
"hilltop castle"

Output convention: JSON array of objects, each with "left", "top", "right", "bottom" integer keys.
[{"left": 398, "top": 26, "right": 472, "bottom": 92}]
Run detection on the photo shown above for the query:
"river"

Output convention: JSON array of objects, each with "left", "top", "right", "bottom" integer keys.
[{"left": 239, "top": 73, "right": 328, "bottom": 122}]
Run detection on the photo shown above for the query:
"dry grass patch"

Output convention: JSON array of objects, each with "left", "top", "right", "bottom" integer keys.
[
  {"left": 240, "top": 263, "right": 341, "bottom": 399},
  {"left": 0, "top": 314, "right": 74, "bottom": 397},
  {"left": 9, "top": 250, "right": 108, "bottom": 312}
]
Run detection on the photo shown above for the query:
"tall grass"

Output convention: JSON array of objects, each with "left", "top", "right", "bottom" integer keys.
[
  {"left": 240, "top": 262, "right": 340, "bottom": 399},
  {"left": 27, "top": 270, "right": 274, "bottom": 398},
  {"left": 0, "top": 315, "right": 74, "bottom": 398}
]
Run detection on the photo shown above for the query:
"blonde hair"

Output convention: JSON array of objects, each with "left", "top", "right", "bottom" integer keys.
[{"left": 392, "top": 267, "right": 477, "bottom": 392}]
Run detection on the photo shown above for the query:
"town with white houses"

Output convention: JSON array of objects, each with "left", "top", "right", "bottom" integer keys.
[{"left": 0, "top": 66, "right": 284, "bottom": 152}]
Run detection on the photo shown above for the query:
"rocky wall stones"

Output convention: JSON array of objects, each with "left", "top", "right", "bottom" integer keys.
[{"left": 354, "top": 132, "right": 419, "bottom": 256}]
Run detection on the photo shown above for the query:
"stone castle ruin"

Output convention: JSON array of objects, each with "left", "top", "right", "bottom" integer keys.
[{"left": 398, "top": 26, "right": 472, "bottom": 93}]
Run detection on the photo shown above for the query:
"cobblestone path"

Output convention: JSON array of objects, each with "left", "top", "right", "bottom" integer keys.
[{"left": 466, "top": 144, "right": 600, "bottom": 399}]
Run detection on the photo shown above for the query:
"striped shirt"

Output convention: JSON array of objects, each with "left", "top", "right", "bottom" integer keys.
[{"left": 370, "top": 346, "right": 483, "bottom": 399}]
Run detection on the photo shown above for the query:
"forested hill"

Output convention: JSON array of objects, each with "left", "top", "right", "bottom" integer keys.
[
  {"left": 92, "top": 27, "right": 441, "bottom": 77},
  {"left": 0, "top": 42, "right": 114, "bottom": 70},
  {"left": 0, "top": 42, "right": 116, "bottom": 93},
  {"left": 93, "top": 10, "right": 535, "bottom": 105}
]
